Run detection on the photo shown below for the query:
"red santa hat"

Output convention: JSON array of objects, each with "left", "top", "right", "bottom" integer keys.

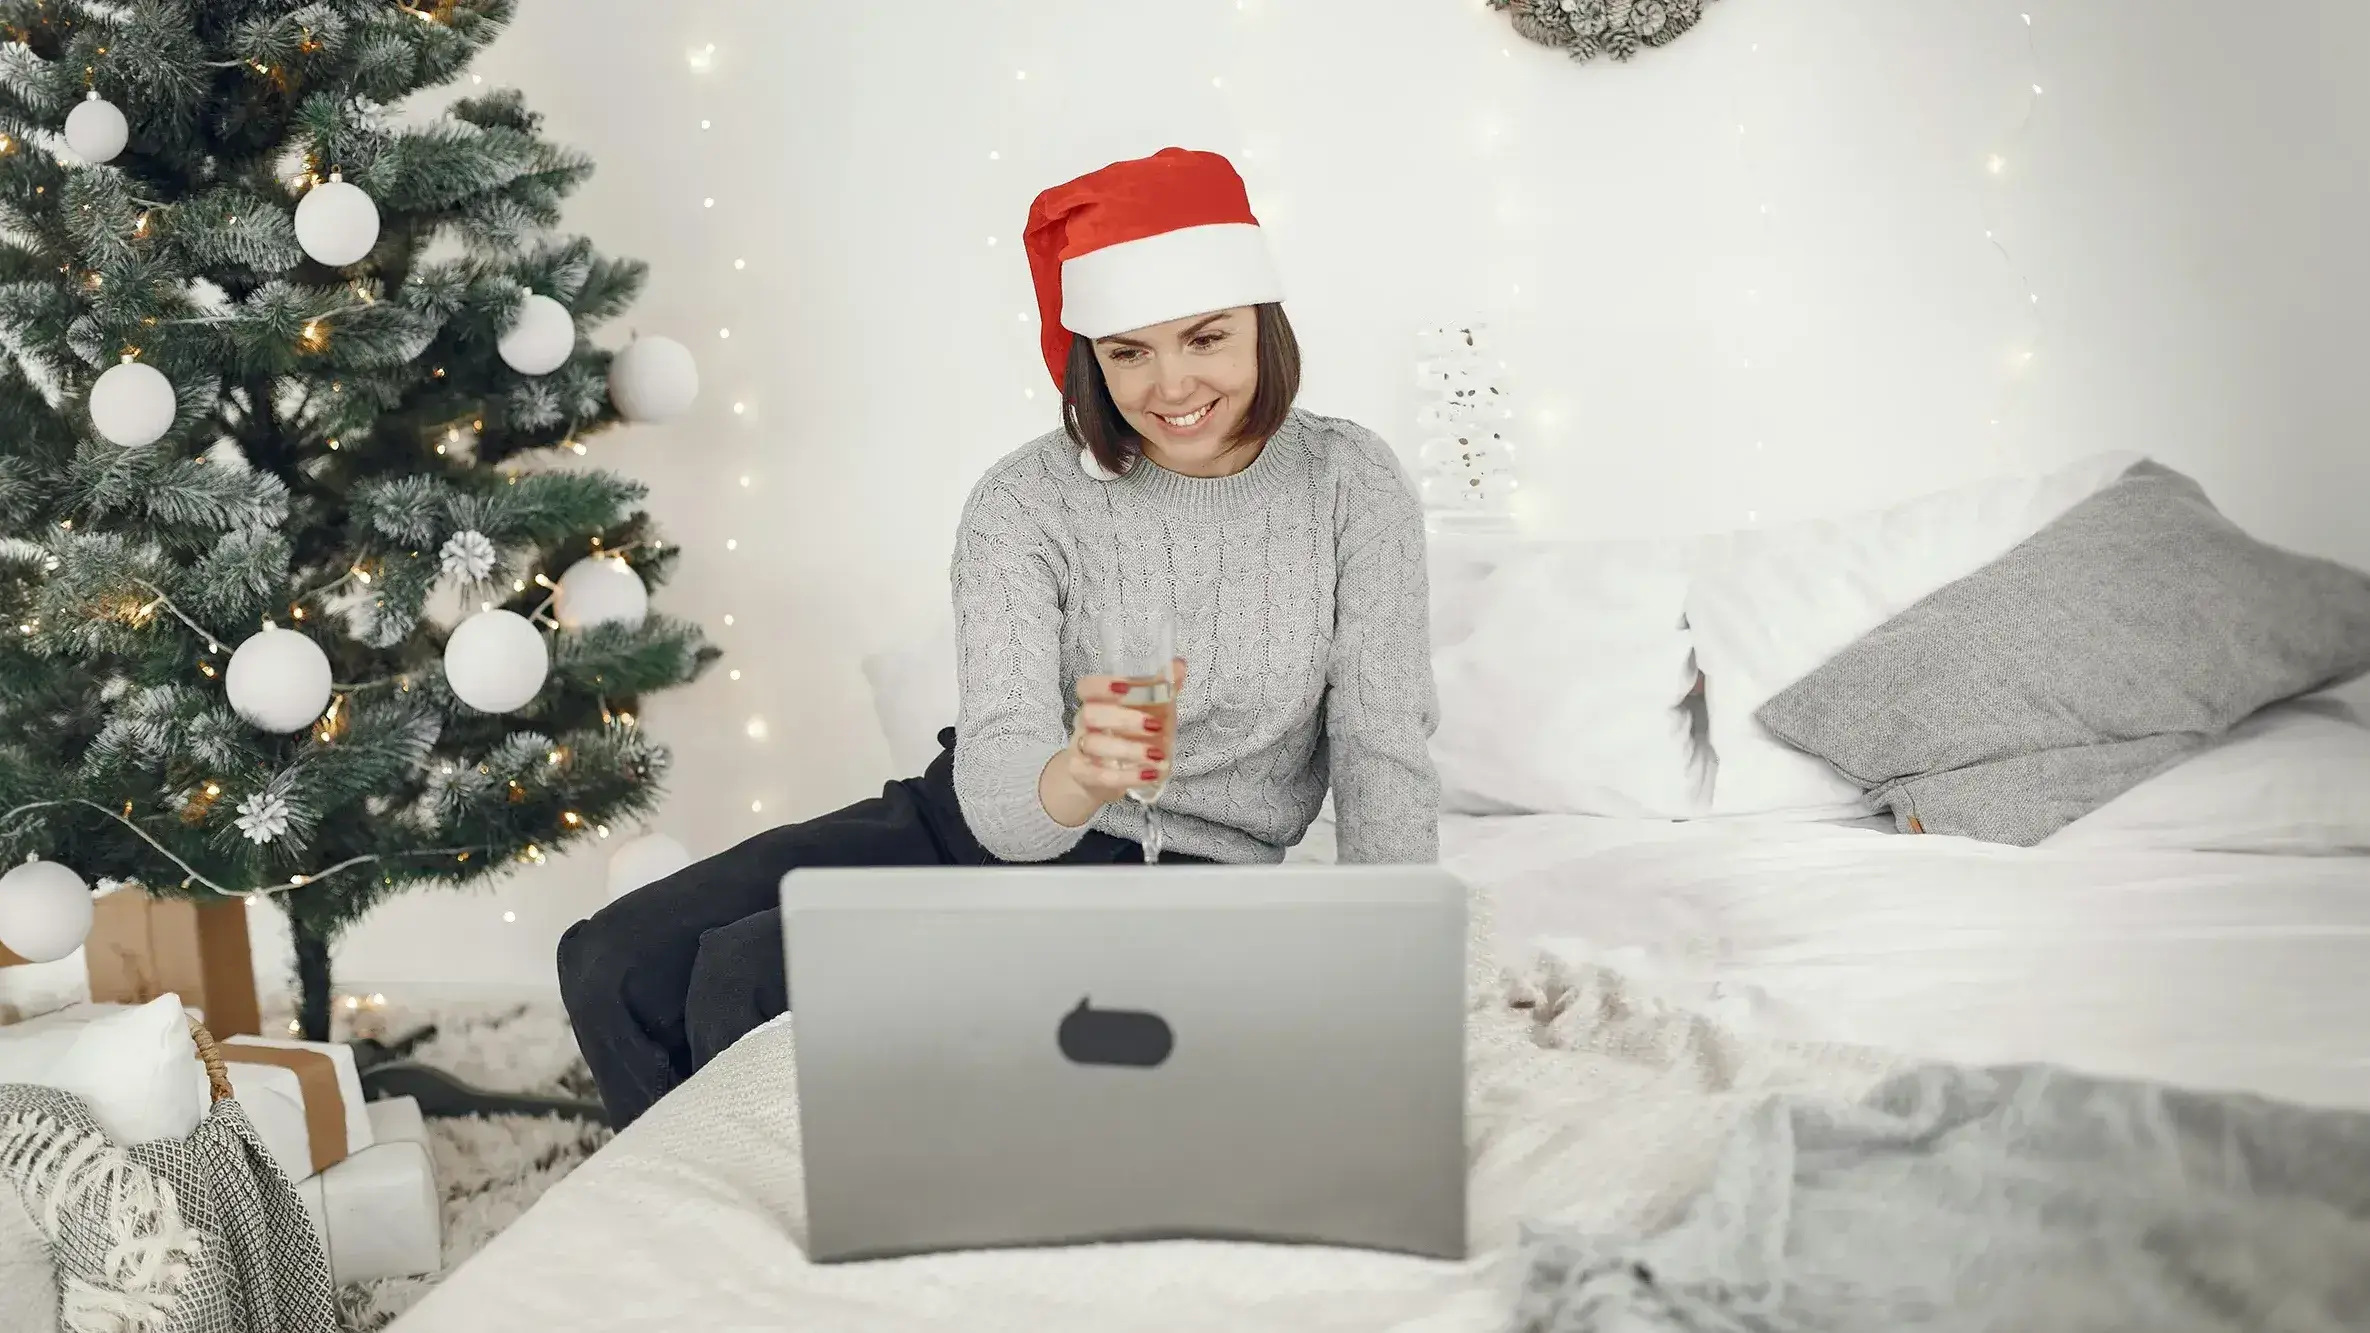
[{"left": 1024, "top": 147, "right": 1284, "bottom": 391}]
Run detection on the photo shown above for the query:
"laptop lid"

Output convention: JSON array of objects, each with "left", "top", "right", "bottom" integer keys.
[{"left": 779, "top": 864, "right": 1467, "bottom": 1262}]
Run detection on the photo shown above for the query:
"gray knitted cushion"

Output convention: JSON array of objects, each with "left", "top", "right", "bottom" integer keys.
[
  {"left": 0, "top": 1081, "right": 334, "bottom": 1333},
  {"left": 1755, "top": 460, "right": 2370, "bottom": 845}
]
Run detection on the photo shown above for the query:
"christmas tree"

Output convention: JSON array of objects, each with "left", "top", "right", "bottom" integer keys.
[{"left": 0, "top": 0, "right": 716, "bottom": 1041}]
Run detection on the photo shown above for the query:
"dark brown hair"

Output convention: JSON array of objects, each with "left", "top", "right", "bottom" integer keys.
[{"left": 1062, "top": 302, "right": 1301, "bottom": 477}]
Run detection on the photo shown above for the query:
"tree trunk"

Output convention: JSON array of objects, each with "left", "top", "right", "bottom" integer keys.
[{"left": 293, "top": 915, "right": 334, "bottom": 1043}]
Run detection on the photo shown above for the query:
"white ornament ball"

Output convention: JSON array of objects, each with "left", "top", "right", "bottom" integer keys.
[
  {"left": 555, "top": 557, "right": 648, "bottom": 632},
  {"left": 443, "top": 609, "right": 549, "bottom": 713},
  {"left": 607, "top": 335, "right": 699, "bottom": 423},
  {"left": 89, "top": 360, "right": 177, "bottom": 447},
  {"left": 293, "top": 173, "right": 381, "bottom": 267},
  {"left": 0, "top": 860, "right": 93, "bottom": 964},
  {"left": 224, "top": 628, "right": 334, "bottom": 733},
  {"left": 64, "top": 92, "right": 128, "bottom": 164},
  {"left": 498, "top": 293, "right": 575, "bottom": 376},
  {"left": 606, "top": 833, "right": 691, "bottom": 901}
]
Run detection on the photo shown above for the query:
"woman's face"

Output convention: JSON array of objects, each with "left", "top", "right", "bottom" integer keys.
[{"left": 1091, "top": 306, "right": 1260, "bottom": 476}]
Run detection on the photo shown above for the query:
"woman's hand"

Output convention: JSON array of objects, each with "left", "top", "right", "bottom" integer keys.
[{"left": 1038, "top": 658, "right": 1185, "bottom": 828}]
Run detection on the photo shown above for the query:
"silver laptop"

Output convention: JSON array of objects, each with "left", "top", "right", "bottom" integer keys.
[{"left": 777, "top": 864, "right": 1468, "bottom": 1263}]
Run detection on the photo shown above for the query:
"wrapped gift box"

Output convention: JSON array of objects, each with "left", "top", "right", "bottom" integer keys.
[
  {"left": 293, "top": 1096, "right": 442, "bottom": 1284},
  {"left": 83, "top": 888, "right": 261, "bottom": 1038},
  {"left": 220, "top": 1034, "right": 373, "bottom": 1182}
]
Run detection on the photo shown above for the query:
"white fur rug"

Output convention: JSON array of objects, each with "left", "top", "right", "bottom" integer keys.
[{"left": 283, "top": 1000, "right": 611, "bottom": 1333}]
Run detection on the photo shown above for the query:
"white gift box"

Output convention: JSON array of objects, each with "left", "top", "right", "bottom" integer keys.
[
  {"left": 294, "top": 1096, "right": 442, "bottom": 1284},
  {"left": 219, "top": 1034, "right": 373, "bottom": 1183}
]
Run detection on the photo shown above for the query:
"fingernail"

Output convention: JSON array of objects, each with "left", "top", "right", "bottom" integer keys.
[
  {"left": 1109, "top": 682, "right": 1129, "bottom": 694},
  {"left": 1145, "top": 748, "right": 1165, "bottom": 761},
  {"left": 1140, "top": 769, "right": 1158, "bottom": 781},
  {"left": 1143, "top": 719, "right": 1162, "bottom": 732}
]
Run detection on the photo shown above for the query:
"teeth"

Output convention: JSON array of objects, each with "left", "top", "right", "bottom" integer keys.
[{"left": 1160, "top": 403, "right": 1213, "bottom": 428}]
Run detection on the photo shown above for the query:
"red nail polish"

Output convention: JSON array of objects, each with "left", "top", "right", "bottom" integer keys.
[
  {"left": 1109, "top": 682, "right": 1129, "bottom": 694},
  {"left": 1140, "top": 769, "right": 1158, "bottom": 781},
  {"left": 1143, "top": 718, "right": 1163, "bottom": 732},
  {"left": 1146, "top": 748, "right": 1165, "bottom": 761}
]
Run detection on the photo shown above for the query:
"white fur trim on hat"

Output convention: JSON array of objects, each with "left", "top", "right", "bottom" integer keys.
[{"left": 1059, "top": 222, "right": 1283, "bottom": 339}]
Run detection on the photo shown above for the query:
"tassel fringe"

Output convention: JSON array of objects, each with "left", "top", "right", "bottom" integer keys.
[{"left": 0, "top": 1111, "right": 206, "bottom": 1333}]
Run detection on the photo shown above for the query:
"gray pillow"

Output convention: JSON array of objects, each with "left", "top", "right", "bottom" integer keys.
[{"left": 1755, "top": 460, "right": 2370, "bottom": 844}]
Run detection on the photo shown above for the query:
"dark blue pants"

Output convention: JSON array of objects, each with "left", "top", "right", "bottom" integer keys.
[{"left": 557, "top": 730, "right": 1199, "bottom": 1128}]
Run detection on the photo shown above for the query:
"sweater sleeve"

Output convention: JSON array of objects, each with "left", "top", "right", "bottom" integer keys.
[
  {"left": 1324, "top": 432, "right": 1442, "bottom": 864},
  {"left": 949, "top": 478, "right": 1093, "bottom": 863}
]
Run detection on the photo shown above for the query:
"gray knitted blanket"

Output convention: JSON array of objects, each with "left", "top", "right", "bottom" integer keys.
[
  {"left": 0, "top": 1081, "right": 334, "bottom": 1333},
  {"left": 1513, "top": 1062, "right": 2370, "bottom": 1332}
]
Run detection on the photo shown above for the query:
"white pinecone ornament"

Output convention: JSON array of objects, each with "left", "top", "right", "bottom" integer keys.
[
  {"left": 440, "top": 528, "right": 497, "bottom": 583},
  {"left": 234, "top": 791, "right": 291, "bottom": 845}
]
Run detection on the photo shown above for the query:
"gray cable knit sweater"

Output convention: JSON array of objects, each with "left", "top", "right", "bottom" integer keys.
[{"left": 949, "top": 408, "right": 1440, "bottom": 865}]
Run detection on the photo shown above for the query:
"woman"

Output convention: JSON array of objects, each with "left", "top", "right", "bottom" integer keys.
[{"left": 558, "top": 147, "right": 1439, "bottom": 1129}]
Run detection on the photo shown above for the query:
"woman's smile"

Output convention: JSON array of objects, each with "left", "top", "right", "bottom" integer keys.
[{"left": 1152, "top": 399, "right": 1219, "bottom": 436}]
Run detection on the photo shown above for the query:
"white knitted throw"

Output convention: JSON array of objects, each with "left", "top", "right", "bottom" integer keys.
[{"left": 394, "top": 890, "right": 1907, "bottom": 1332}]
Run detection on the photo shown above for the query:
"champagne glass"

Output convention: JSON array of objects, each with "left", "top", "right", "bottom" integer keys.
[{"left": 1095, "top": 601, "right": 1176, "bottom": 863}]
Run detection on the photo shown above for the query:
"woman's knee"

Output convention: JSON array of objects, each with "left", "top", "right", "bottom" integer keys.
[
  {"left": 682, "top": 909, "right": 789, "bottom": 1066},
  {"left": 556, "top": 913, "right": 626, "bottom": 1016}
]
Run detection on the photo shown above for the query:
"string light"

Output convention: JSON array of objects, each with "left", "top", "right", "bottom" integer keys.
[
  {"left": 1981, "top": 9, "right": 2048, "bottom": 467},
  {"left": 1727, "top": 37, "right": 1779, "bottom": 527},
  {"left": 745, "top": 716, "right": 768, "bottom": 739}
]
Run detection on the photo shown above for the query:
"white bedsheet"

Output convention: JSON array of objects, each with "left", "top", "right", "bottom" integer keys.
[
  {"left": 1456, "top": 815, "right": 2370, "bottom": 1111},
  {"left": 393, "top": 818, "right": 2370, "bottom": 1330}
]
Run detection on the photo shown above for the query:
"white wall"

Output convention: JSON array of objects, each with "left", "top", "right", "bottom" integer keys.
[{"left": 296, "top": 0, "right": 2370, "bottom": 998}]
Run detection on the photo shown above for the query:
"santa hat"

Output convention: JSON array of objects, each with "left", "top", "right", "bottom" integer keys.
[{"left": 1024, "top": 147, "right": 1284, "bottom": 391}]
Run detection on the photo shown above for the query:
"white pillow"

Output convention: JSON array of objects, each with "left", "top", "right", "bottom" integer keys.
[
  {"left": 1431, "top": 540, "right": 1711, "bottom": 817},
  {"left": 0, "top": 994, "right": 209, "bottom": 1146},
  {"left": 0, "top": 1182, "right": 58, "bottom": 1333},
  {"left": 860, "top": 616, "right": 959, "bottom": 779},
  {"left": 1686, "top": 451, "right": 2144, "bottom": 819},
  {"left": 2043, "top": 698, "right": 2370, "bottom": 854}
]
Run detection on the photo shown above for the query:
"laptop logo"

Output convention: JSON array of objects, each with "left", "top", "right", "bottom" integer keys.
[{"left": 1057, "top": 998, "right": 1173, "bottom": 1069}]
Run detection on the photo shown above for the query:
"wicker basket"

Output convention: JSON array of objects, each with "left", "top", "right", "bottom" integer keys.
[{"left": 189, "top": 1015, "right": 235, "bottom": 1105}]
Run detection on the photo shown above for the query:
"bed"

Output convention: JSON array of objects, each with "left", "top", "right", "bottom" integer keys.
[
  {"left": 387, "top": 807, "right": 2370, "bottom": 1332},
  {"left": 394, "top": 452, "right": 2370, "bottom": 1329}
]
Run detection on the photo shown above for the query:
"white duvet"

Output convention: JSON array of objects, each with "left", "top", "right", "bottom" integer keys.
[{"left": 393, "top": 818, "right": 2370, "bottom": 1331}]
